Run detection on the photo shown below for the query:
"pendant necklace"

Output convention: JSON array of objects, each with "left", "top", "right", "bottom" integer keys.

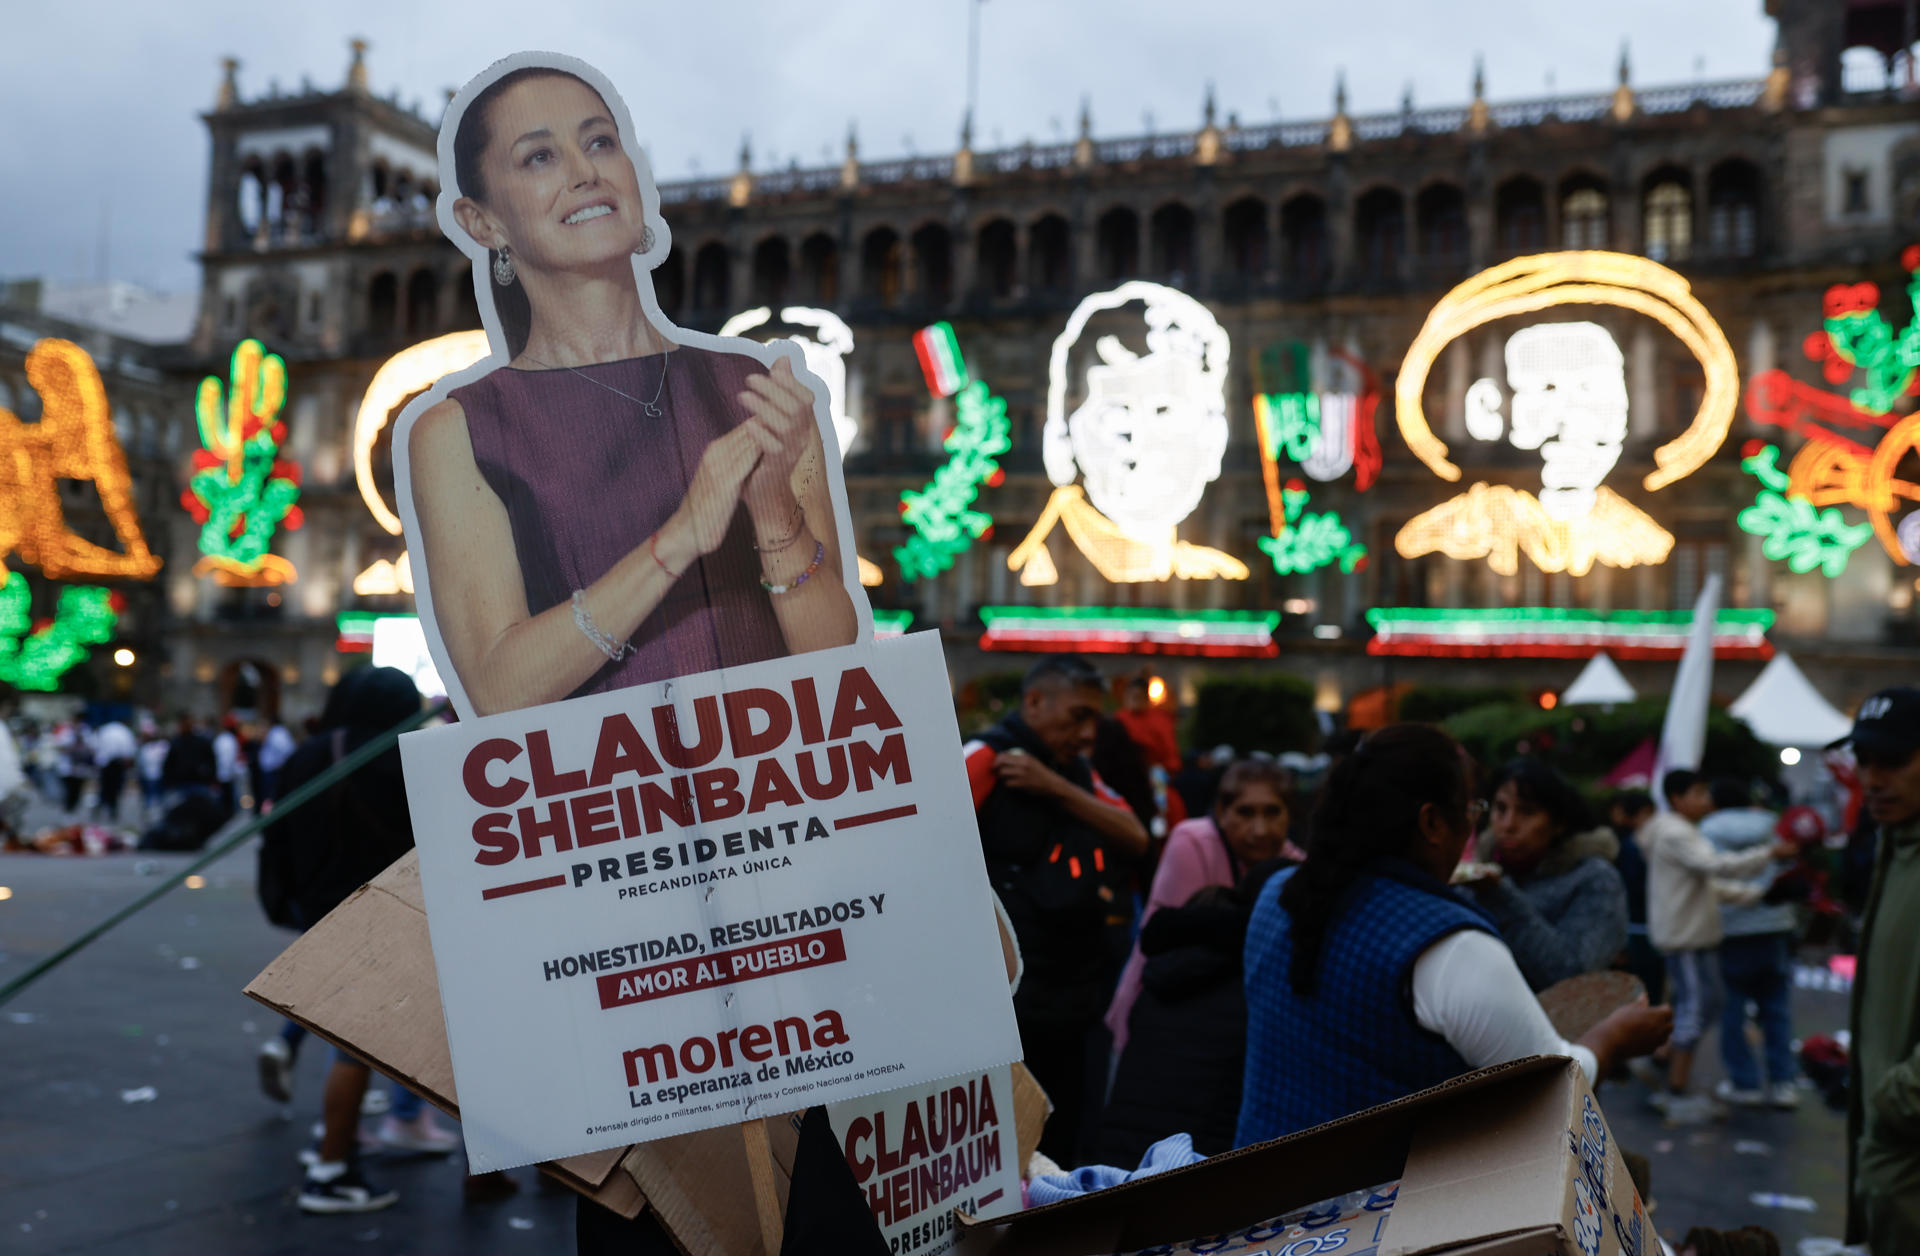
[{"left": 523, "top": 348, "right": 671, "bottom": 418}]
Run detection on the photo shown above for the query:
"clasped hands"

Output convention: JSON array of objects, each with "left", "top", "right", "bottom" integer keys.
[{"left": 655, "top": 356, "right": 817, "bottom": 572}]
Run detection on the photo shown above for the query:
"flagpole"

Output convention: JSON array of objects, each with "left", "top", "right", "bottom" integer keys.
[{"left": 968, "top": 0, "right": 984, "bottom": 131}]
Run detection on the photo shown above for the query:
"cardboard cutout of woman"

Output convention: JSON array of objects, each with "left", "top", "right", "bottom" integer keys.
[{"left": 393, "top": 55, "right": 868, "bottom": 718}]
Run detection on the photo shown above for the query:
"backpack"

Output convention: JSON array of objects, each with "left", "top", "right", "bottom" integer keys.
[
  {"left": 972, "top": 726, "right": 1113, "bottom": 972},
  {"left": 258, "top": 730, "right": 415, "bottom": 930},
  {"left": 256, "top": 732, "right": 342, "bottom": 929}
]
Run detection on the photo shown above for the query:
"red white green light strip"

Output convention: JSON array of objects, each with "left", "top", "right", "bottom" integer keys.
[
  {"left": 913, "top": 322, "right": 968, "bottom": 398},
  {"left": 335, "top": 610, "right": 384, "bottom": 653},
  {"left": 1365, "top": 607, "right": 1775, "bottom": 660},
  {"left": 979, "top": 607, "right": 1279, "bottom": 658},
  {"left": 872, "top": 609, "right": 913, "bottom": 639}
]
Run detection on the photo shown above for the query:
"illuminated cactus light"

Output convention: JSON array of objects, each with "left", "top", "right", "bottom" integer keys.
[
  {"left": 1736, "top": 442, "right": 1873, "bottom": 577},
  {"left": 0, "top": 574, "right": 120, "bottom": 691},
  {"left": 184, "top": 339, "right": 302, "bottom": 585},
  {"left": 1810, "top": 244, "right": 1920, "bottom": 416}
]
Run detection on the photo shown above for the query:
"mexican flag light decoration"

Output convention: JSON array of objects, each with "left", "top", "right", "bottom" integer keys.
[{"left": 183, "top": 339, "right": 302, "bottom": 586}]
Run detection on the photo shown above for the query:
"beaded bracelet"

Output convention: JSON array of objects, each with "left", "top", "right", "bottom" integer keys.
[
  {"left": 571, "top": 590, "right": 634, "bottom": 661},
  {"left": 761, "top": 541, "right": 825, "bottom": 595}
]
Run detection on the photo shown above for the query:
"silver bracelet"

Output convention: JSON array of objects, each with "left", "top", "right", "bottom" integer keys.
[{"left": 571, "top": 590, "right": 633, "bottom": 662}]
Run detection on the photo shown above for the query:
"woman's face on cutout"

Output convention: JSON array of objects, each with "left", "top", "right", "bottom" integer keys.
[
  {"left": 1217, "top": 783, "right": 1288, "bottom": 864},
  {"left": 467, "top": 75, "right": 648, "bottom": 274}
]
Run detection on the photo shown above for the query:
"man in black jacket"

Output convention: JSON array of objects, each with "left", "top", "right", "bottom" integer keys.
[{"left": 964, "top": 655, "right": 1147, "bottom": 1161}]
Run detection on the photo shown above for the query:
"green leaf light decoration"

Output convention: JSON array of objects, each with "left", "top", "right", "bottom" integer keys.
[
  {"left": 1812, "top": 244, "right": 1920, "bottom": 416},
  {"left": 894, "top": 325, "right": 1012, "bottom": 583},
  {"left": 1735, "top": 442, "right": 1873, "bottom": 577},
  {"left": 1257, "top": 479, "right": 1367, "bottom": 576},
  {"left": 0, "top": 573, "right": 120, "bottom": 691}
]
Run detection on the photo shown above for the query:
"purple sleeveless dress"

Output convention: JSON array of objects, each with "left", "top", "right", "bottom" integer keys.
[{"left": 450, "top": 345, "right": 786, "bottom": 701}]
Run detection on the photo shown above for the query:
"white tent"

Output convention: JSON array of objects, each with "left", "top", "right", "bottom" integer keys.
[
  {"left": 1729, "top": 651, "right": 1853, "bottom": 748},
  {"left": 1560, "top": 652, "right": 1637, "bottom": 706}
]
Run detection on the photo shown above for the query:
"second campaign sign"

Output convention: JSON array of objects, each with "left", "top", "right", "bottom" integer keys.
[{"left": 399, "top": 632, "right": 1021, "bottom": 1170}]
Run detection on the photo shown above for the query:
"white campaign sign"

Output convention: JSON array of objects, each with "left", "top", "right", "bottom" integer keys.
[
  {"left": 826, "top": 1063, "right": 1022, "bottom": 1256},
  {"left": 400, "top": 632, "right": 1022, "bottom": 1171}
]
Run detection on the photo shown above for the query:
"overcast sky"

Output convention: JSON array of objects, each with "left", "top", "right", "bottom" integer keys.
[{"left": 0, "top": 0, "right": 1776, "bottom": 293}]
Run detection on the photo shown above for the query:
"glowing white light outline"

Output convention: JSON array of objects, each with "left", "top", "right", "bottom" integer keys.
[
  {"left": 718, "top": 305, "right": 857, "bottom": 461},
  {"left": 353, "top": 330, "right": 492, "bottom": 537},
  {"left": 1044, "top": 280, "right": 1231, "bottom": 539}
]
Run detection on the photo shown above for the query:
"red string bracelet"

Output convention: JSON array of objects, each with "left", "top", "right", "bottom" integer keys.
[{"left": 649, "top": 532, "right": 681, "bottom": 579}]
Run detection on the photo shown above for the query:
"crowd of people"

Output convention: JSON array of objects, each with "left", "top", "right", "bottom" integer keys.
[
  {"left": 0, "top": 710, "right": 298, "bottom": 844},
  {"left": 965, "top": 656, "right": 1920, "bottom": 1254},
  {"left": 49, "top": 649, "right": 1903, "bottom": 1248}
]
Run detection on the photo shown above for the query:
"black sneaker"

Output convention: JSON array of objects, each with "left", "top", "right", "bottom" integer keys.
[{"left": 297, "top": 1162, "right": 398, "bottom": 1214}]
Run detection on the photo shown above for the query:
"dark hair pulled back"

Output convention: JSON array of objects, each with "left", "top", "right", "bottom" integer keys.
[
  {"left": 450, "top": 66, "right": 606, "bottom": 357},
  {"left": 1279, "top": 723, "right": 1469, "bottom": 996}
]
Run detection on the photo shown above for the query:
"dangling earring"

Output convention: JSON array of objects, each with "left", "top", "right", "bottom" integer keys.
[
  {"left": 492, "top": 246, "right": 516, "bottom": 286},
  {"left": 638, "top": 225, "right": 656, "bottom": 254}
]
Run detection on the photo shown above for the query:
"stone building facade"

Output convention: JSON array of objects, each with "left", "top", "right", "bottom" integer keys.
[{"left": 7, "top": 0, "right": 1918, "bottom": 720}]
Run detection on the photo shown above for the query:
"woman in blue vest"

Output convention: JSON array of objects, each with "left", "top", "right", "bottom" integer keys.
[{"left": 1235, "top": 724, "right": 1672, "bottom": 1146}]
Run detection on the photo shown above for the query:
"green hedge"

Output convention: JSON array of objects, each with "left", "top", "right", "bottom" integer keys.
[
  {"left": 1398, "top": 684, "right": 1529, "bottom": 724},
  {"left": 1186, "top": 674, "right": 1320, "bottom": 755},
  {"left": 1442, "top": 699, "right": 1779, "bottom": 792},
  {"left": 955, "top": 671, "right": 1025, "bottom": 735}
]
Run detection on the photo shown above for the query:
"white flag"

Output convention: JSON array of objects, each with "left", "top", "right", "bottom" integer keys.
[{"left": 1653, "top": 573, "right": 1721, "bottom": 809}]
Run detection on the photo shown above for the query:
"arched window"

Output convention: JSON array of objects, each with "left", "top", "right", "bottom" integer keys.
[
  {"left": 1096, "top": 207, "right": 1139, "bottom": 281},
  {"left": 1707, "top": 159, "right": 1762, "bottom": 258},
  {"left": 1279, "top": 194, "right": 1328, "bottom": 291},
  {"left": 911, "top": 223, "right": 953, "bottom": 307},
  {"left": 799, "top": 233, "right": 838, "bottom": 306},
  {"left": 1354, "top": 187, "right": 1406, "bottom": 287},
  {"left": 976, "top": 219, "right": 1017, "bottom": 299},
  {"left": 453, "top": 273, "right": 481, "bottom": 328},
  {"left": 751, "top": 236, "right": 791, "bottom": 306},
  {"left": 1149, "top": 203, "right": 1196, "bottom": 282},
  {"left": 237, "top": 161, "right": 265, "bottom": 236},
  {"left": 302, "top": 150, "right": 328, "bottom": 225},
  {"left": 367, "top": 272, "right": 398, "bottom": 339},
  {"left": 1029, "top": 214, "right": 1070, "bottom": 293},
  {"left": 1416, "top": 183, "right": 1468, "bottom": 269},
  {"left": 653, "top": 250, "right": 686, "bottom": 318},
  {"left": 1560, "top": 178, "right": 1609, "bottom": 249},
  {"left": 692, "top": 241, "right": 731, "bottom": 312},
  {"left": 1222, "top": 197, "right": 1269, "bottom": 280},
  {"left": 1494, "top": 177, "right": 1547, "bottom": 254},
  {"left": 1643, "top": 173, "right": 1693, "bottom": 262},
  {"left": 405, "top": 269, "right": 438, "bottom": 335},
  {"left": 860, "top": 227, "right": 901, "bottom": 307}
]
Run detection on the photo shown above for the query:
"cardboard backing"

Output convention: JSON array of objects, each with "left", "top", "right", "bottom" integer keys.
[
  {"left": 246, "top": 849, "right": 1044, "bottom": 1250},
  {"left": 955, "top": 1056, "right": 1650, "bottom": 1256}
]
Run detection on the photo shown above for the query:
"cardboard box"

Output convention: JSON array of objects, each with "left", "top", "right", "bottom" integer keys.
[
  {"left": 246, "top": 850, "right": 1044, "bottom": 1253},
  {"left": 955, "top": 1056, "right": 1651, "bottom": 1256}
]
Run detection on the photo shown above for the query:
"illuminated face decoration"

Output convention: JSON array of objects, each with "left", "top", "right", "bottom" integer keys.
[
  {"left": 718, "top": 307, "right": 856, "bottom": 459},
  {"left": 1394, "top": 252, "right": 1738, "bottom": 577},
  {"left": 1049, "top": 282, "right": 1229, "bottom": 537},
  {"left": 1485, "top": 322, "right": 1629, "bottom": 520},
  {"left": 1008, "top": 281, "right": 1245, "bottom": 584}
]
